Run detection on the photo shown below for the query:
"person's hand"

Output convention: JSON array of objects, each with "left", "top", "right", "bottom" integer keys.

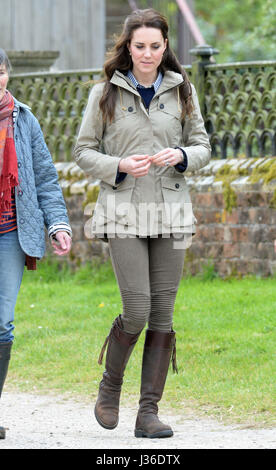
[
  {"left": 51, "top": 231, "right": 72, "bottom": 256},
  {"left": 119, "top": 155, "right": 151, "bottom": 178},
  {"left": 150, "top": 148, "right": 183, "bottom": 167}
]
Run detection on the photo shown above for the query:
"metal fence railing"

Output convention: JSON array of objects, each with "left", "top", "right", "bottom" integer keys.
[
  {"left": 190, "top": 47, "right": 276, "bottom": 158},
  {"left": 9, "top": 48, "right": 276, "bottom": 161}
]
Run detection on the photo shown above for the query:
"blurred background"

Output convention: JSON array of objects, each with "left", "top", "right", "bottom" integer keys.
[{"left": 0, "top": 0, "right": 275, "bottom": 71}]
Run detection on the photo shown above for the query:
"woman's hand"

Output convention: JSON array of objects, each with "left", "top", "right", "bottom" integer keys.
[
  {"left": 119, "top": 155, "right": 151, "bottom": 178},
  {"left": 51, "top": 231, "right": 72, "bottom": 256},
  {"left": 150, "top": 148, "right": 183, "bottom": 167}
]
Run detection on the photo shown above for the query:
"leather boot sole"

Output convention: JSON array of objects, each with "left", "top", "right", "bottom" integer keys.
[
  {"left": 135, "top": 428, "right": 173, "bottom": 438},
  {"left": 94, "top": 405, "right": 118, "bottom": 430}
]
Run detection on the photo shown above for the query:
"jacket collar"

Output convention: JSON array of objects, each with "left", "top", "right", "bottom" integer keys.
[
  {"left": 13, "top": 96, "right": 31, "bottom": 111},
  {"left": 127, "top": 70, "right": 163, "bottom": 93},
  {"left": 111, "top": 70, "right": 184, "bottom": 97}
]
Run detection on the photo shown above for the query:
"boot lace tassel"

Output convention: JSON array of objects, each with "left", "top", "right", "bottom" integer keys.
[
  {"left": 172, "top": 337, "right": 178, "bottom": 374},
  {"left": 98, "top": 333, "right": 110, "bottom": 365},
  {"left": 97, "top": 317, "right": 122, "bottom": 365}
]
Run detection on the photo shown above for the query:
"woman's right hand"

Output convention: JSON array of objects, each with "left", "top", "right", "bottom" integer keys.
[{"left": 118, "top": 155, "right": 151, "bottom": 178}]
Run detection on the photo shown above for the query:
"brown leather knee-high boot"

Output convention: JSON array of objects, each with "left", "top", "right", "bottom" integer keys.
[
  {"left": 135, "top": 329, "right": 178, "bottom": 438},
  {"left": 95, "top": 316, "right": 141, "bottom": 430},
  {"left": 0, "top": 342, "right": 13, "bottom": 439}
]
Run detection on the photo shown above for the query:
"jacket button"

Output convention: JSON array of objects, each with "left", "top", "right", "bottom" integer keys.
[
  {"left": 160, "top": 103, "right": 164, "bottom": 109},
  {"left": 18, "top": 190, "right": 23, "bottom": 196},
  {"left": 20, "top": 219, "right": 25, "bottom": 224},
  {"left": 112, "top": 186, "right": 117, "bottom": 190},
  {"left": 128, "top": 106, "right": 133, "bottom": 112},
  {"left": 175, "top": 183, "right": 180, "bottom": 189},
  {"left": 18, "top": 162, "right": 21, "bottom": 168}
]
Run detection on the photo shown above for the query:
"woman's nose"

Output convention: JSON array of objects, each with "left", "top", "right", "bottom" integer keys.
[{"left": 144, "top": 48, "right": 151, "bottom": 57}]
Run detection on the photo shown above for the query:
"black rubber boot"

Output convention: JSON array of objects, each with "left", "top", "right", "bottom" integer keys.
[{"left": 0, "top": 342, "right": 13, "bottom": 439}]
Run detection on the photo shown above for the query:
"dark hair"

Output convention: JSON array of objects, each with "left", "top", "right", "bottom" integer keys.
[
  {"left": 0, "top": 48, "right": 11, "bottom": 75},
  {"left": 99, "top": 8, "right": 193, "bottom": 123}
]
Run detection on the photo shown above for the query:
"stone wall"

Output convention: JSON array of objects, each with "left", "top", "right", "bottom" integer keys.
[{"left": 47, "top": 158, "right": 276, "bottom": 277}]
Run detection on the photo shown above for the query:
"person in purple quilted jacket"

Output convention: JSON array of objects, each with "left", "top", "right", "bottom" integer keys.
[{"left": 0, "top": 49, "right": 72, "bottom": 440}]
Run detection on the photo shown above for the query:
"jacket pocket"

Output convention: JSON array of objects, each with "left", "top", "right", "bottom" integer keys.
[
  {"left": 161, "top": 176, "right": 194, "bottom": 228},
  {"left": 158, "top": 95, "right": 182, "bottom": 120},
  {"left": 104, "top": 95, "right": 138, "bottom": 156},
  {"left": 94, "top": 178, "right": 136, "bottom": 228},
  {"left": 157, "top": 94, "right": 183, "bottom": 146},
  {"left": 108, "top": 92, "right": 138, "bottom": 125}
]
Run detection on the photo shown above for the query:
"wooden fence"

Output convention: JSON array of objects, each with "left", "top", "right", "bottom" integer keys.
[{"left": 0, "top": 0, "right": 105, "bottom": 69}]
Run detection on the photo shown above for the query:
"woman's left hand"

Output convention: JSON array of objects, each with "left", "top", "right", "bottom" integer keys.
[
  {"left": 150, "top": 148, "right": 183, "bottom": 167},
  {"left": 51, "top": 231, "right": 72, "bottom": 256}
]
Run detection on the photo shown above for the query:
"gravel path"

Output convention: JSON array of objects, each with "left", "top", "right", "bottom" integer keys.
[{"left": 0, "top": 392, "right": 275, "bottom": 449}]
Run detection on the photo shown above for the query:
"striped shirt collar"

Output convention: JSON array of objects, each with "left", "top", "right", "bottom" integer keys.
[{"left": 127, "top": 70, "right": 163, "bottom": 93}]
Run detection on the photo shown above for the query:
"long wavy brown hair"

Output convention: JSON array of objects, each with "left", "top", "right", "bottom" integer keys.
[{"left": 99, "top": 8, "right": 193, "bottom": 123}]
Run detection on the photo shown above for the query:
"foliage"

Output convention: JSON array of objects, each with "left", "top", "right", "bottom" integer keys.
[
  {"left": 195, "top": 0, "right": 276, "bottom": 62},
  {"left": 131, "top": 1, "right": 276, "bottom": 62},
  {"left": 198, "top": 260, "right": 218, "bottom": 281}
]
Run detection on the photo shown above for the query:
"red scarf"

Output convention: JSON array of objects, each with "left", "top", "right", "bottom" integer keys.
[{"left": 0, "top": 91, "right": 18, "bottom": 218}]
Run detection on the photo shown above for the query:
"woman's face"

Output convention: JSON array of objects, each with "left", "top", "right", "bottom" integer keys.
[
  {"left": 128, "top": 26, "right": 167, "bottom": 81},
  {"left": 0, "top": 64, "right": 9, "bottom": 102}
]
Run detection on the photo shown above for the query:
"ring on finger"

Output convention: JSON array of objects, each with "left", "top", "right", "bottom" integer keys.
[{"left": 165, "top": 160, "right": 170, "bottom": 166}]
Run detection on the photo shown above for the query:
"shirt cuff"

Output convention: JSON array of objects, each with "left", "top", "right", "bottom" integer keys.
[
  {"left": 174, "top": 147, "right": 188, "bottom": 173},
  {"left": 48, "top": 222, "right": 72, "bottom": 239},
  {"left": 115, "top": 168, "right": 127, "bottom": 185}
]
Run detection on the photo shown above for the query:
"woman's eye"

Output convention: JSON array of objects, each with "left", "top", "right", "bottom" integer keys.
[{"left": 134, "top": 45, "right": 160, "bottom": 50}]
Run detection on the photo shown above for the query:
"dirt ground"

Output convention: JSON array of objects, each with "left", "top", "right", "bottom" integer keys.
[{"left": 0, "top": 391, "right": 275, "bottom": 449}]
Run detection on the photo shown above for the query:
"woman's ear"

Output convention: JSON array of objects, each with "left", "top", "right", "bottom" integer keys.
[{"left": 127, "top": 41, "right": 131, "bottom": 54}]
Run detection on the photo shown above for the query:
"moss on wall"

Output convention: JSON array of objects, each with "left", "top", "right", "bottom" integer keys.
[
  {"left": 82, "top": 185, "right": 100, "bottom": 209},
  {"left": 269, "top": 189, "right": 276, "bottom": 209},
  {"left": 214, "top": 158, "right": 276, "bottom": 213},
  {"left": 249, "top": 160, "right": 276, "bottom": 185},
  {"left": 214, "top": 163, "right": 247, "bottom": 213}
]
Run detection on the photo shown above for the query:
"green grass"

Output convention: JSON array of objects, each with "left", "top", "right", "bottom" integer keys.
[{"left": 7, "top": 260, "right": 276, "bottom": 427}]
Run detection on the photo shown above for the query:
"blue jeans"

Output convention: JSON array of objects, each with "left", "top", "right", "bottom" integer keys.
[{"left": 0, "top": 230, "right": 26, "bottom": 343}]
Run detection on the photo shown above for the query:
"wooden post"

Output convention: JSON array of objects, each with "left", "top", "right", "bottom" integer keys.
[{"left": 0, "top": 0, "right": 106, "bottom": 69}]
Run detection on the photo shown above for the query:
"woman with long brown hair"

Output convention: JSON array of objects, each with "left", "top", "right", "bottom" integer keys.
[{"left": 75, "top": 8, "right": 211, "bottom": 438}]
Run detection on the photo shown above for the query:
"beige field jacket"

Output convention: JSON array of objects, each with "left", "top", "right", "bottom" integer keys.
[{"left": 74, "top": 70, "right": 211, "bottom": 238}]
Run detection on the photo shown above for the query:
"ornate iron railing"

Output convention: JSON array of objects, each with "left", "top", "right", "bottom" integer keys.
[
  {"left": 204, "top": 61, "right": 276, "bottom": 158},
  {"left": 9, "top": 50, "right": 276, "bottom": 162},
  {"left": 190, "top": 46, "right": 275, "bottom": 159},
  {"left": 9, "top": 69, "right": 102, "bottom": 161}
]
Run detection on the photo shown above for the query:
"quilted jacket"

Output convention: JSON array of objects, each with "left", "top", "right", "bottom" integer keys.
[{"left": 12, "top": 96, "right": 71, "bottom": 258}]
